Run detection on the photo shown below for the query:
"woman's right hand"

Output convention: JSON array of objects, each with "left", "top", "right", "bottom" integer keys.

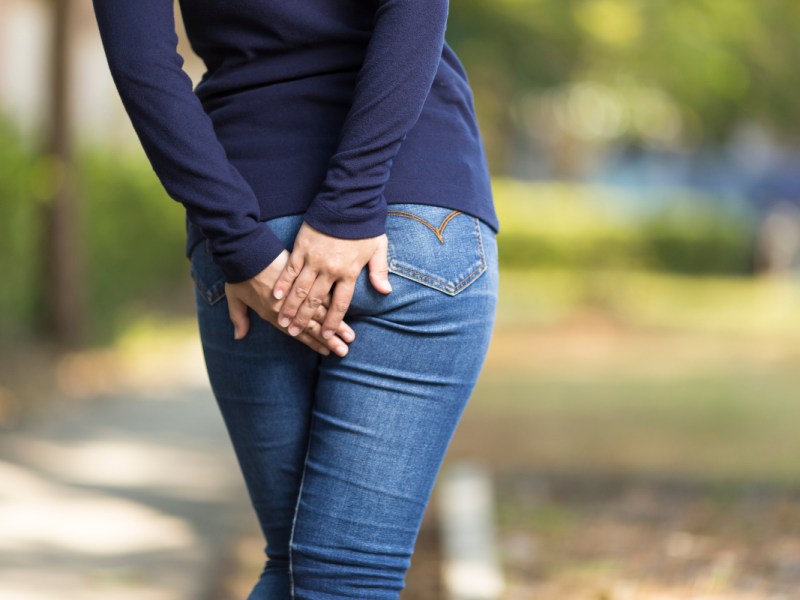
[{"left": 224, "top": 249, "right": 355, "bottom": 357}]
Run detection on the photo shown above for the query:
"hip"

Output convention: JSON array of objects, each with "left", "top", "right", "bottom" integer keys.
[{"left": 190, "top": 203, "right": 498, "bottom": 328}]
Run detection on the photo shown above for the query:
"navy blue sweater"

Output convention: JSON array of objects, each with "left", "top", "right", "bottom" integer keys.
[{"left": 92, "top": 0, "right": 499, "bottom": 283}]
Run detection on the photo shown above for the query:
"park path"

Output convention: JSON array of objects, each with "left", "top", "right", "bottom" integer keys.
[{"left": 0, "top": 337, "right": 254, "bottom": 600}]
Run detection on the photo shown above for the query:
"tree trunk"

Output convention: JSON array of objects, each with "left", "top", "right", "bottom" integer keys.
[{"left": 40, "top": 0, "right": 84, "bottom": 346}]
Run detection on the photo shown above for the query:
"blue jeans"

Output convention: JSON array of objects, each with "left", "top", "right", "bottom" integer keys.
[{"left": 190, "top": 203, "right": 498, "bottom": 599}]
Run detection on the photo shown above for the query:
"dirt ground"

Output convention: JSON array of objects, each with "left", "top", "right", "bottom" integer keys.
[{"left": 491, "top": 472, "right": 800, "bottom": 599}]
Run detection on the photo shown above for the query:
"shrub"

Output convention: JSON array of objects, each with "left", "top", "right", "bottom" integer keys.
[{"left": 493, "top": 179, "right": 754, "bottom": 274}]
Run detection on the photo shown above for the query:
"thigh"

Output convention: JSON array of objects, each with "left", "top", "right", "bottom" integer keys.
[
  {"left": 289, "top": 204, "right": 499, "bottom": 599},
  {"left": 190, "top": 214, "right": 318, "bottom": 570}
]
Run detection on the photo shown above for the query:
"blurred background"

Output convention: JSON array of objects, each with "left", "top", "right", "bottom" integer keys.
[{"left": 2, "top": 0, "right": 800, "bottom": 598}]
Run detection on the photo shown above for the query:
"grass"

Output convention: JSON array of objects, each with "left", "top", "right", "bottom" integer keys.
[
  {"left": 444, "top": 268, "right": 800, "bottom": 484},
  {"left": 496, "top": 267, "right": 800, "bottom": 336},
  {"left": 456, "top": 368, "right": 800, "bottom": 484}
]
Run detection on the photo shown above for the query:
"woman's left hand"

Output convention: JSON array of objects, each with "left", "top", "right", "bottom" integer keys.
[{"left": 272, "top": 221, "right": 392, "bottom": 341}]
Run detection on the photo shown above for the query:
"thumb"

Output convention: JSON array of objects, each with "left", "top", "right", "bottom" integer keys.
[
  {"left": 368, "top": 236, "right": 392, "bottom": 294},
  {"left": 226, "top": 289, "right": 251, "bottom": 340}
]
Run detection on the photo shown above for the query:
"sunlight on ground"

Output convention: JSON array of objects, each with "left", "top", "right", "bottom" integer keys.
[
  {"left": 0, "top": 460, "right": 197, "bottom": 555},
  {"left": 2, "top": 436, "right": 233, "bottom": 498}
]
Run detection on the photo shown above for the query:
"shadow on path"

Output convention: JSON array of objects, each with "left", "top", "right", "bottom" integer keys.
[{"left": 0, "top": 385, "right": 251, "bottom": 600}]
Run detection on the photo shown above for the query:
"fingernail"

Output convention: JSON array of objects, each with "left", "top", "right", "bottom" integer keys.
[
  {"left": 288, "top": 325, "right": 301, "bottom": 336},
  {"left": 342, "top": 330, "right": 354, "bottom": 342},
  {"left": 337, "top": 345, "right": 348, "bottom": 356},
  {"left": 279, "top": 317, "right": 290, "bottom": 327},
  {"left": 385, "top": 281, "right": 392, "bottom": 292},
  {"left": 322, "top": 329, "right": 334, "bottom": 339},
  {"left": 274, "top": 289, "right": 284, "bottom": 300}
]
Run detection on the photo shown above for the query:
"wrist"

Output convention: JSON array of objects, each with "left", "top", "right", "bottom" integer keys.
[
  {"left": 253, "top": 249, "right": 289, "bottom": 286},
  {"left": 303, "top": 197, "right": 388, "bottom": 241}
]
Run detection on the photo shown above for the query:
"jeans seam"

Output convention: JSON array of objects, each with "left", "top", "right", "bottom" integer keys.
[{"left": 288, "top": 418, "right": 314, "bottom": 599}]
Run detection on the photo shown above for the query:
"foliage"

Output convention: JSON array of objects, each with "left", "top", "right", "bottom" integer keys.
[
  {"left": 78, "top": 146, "right": 188, "bottom": 341},
  {"left": 493, "top": 178, "right": 755, "bottom": 274},
  {"left": 0, "top": 120, "right": 39, "bottom": 339},
  {"left": 447, "top": 0, "right": 800, "bottom": 158},
  {"left": 0, "top": 121, "right": 188, "bottom": 343}
]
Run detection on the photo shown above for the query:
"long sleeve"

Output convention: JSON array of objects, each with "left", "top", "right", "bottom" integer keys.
[
  {"left": 302, "top": 0, "right": 449, "bottom": 239},
  {"left": 91, "top": 0, "right": 284, "bottom": 283}
]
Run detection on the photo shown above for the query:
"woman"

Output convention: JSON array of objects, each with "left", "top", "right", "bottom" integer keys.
[{"left": 92, "top": 0, "right": 500, "bottom": 597}]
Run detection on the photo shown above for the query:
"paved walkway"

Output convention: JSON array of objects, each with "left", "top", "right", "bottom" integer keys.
[{"left": 0, "top": 339, "right": 254, "bottom": 600}]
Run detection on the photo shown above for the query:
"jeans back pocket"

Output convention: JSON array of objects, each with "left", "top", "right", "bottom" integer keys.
[
  {"left": 190, "top": 239, "right": 227, "bottom": 306},
  {"left": 386, "top": 203, "right": 487, "bottom": 296}
]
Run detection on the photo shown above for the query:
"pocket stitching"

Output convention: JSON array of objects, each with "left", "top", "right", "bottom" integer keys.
[{"left": 386, "top": 208, "right": 462, "bottom": 243}]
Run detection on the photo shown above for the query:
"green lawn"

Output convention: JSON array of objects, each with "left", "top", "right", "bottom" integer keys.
[{"left": 446, "top": 268, "right": 800, "bottom": 484}]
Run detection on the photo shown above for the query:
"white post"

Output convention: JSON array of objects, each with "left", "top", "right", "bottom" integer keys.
[{"left": 438, "top": 462, "right": 504, "bottom": 600}]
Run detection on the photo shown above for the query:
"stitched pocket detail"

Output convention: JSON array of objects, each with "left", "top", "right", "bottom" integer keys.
[
  {"left": 190, "top": 239, "right": 226, "bottom": 306},
  {"left": 386, "top": 203, "right": 487, "bottom": 296},
  {"left": 386, "top": 208, "right": 461, "bottom": 243}
]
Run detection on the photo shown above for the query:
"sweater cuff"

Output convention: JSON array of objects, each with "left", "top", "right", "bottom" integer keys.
[
  {"left": 211, "top": 224, "right": 287, "bottom": 284},
  {"left": 302, "top": 198, "right": 388, "bottom": 240}
]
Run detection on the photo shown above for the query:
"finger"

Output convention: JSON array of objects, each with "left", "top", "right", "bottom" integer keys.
[
  {"left": 337, "top": 320, "right": 355, "bottom": 343},
  {"left": 321, "top": 279, "right": 355, "bottom": 340},
  {"left": 226, "top": 291, "right": 250, "bottom": 340},
  {"left": 368, "top": 236, "right": 392, "bottom": 294},
  {"left": 277, "top": 266, "right": 318, "bottom": 328},
  {"left": 295, "top": 330, "right": 331, "bottom": 356},
  {"left": 305, "top": 319, "right": 350, "bottom": 357},
  {"left": 273, "top": 252, "right": 304, "bottom": 301},
  {"left": 310, "top": 303, "right": 355, "bottom": 343},
  {"left": 288, "top": 275, "right": 334, "bottom": 337}
]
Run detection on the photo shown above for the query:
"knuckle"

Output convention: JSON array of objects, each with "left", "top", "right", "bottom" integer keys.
[
  {"left": 323, "top": 256, "right": 344, "bottom": 272},
  {"left": 333, "top": 301, "right": 350, "bottom": 314},
  {"left": 293, "top": 286, "right": 309, "bottom": 299}
]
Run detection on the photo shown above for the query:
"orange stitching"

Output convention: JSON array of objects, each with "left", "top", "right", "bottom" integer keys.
[{"left": 386, "top": 209, "right": 462, "bottom": 243}]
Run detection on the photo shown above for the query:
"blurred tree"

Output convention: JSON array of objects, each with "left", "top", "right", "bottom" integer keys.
[
  {"left": 40, "top": 0, "right": 84, "bottom": 345},
  {"left": 446, "top": 0, "right": 800, "bottom": 173}
]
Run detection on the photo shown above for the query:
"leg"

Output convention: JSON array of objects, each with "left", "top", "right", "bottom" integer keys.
[
  {"left": 191, "top": 214, "right": 316, "bottom": 599},
  {"left": 288, "top": 205, "right": 499, "bottom": 598}
]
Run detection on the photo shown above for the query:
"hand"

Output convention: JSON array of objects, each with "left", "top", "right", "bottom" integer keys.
[
  {"left": 272, "top": 221, "right": 392, "bottom": 340},
  {"left": 225, "top": 249, "right": 355, "bottom": 357}
]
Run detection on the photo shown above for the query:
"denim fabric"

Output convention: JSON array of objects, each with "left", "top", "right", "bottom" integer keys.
[{"left": 190, "top": 203, "right": 499, "bottom": 599}]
